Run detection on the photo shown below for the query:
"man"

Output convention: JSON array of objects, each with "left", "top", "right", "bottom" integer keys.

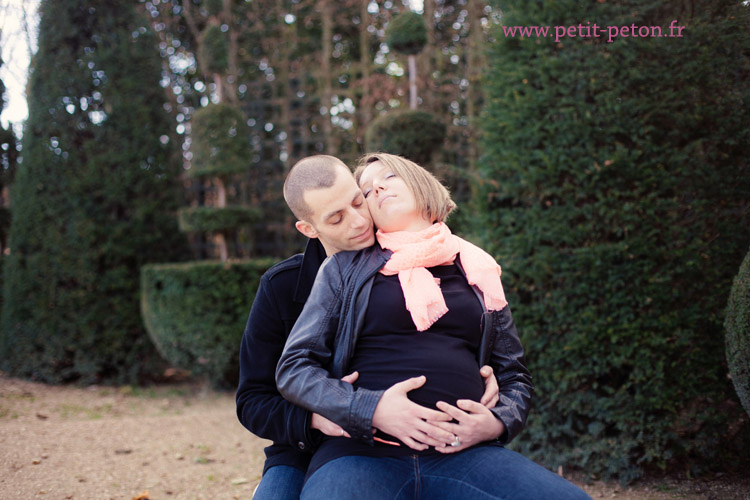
[{"left": 236, "top": 155, "right": 500, "bottom": 499}]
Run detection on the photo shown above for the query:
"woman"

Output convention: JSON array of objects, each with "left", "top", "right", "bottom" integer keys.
[{"left": 276, "top": 153, "right": 591, "bottom": 500}]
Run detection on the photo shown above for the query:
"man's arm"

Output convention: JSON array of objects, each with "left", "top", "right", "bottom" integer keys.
[{"left": 235, "top": 273, "right": 319, "bottom": 451}]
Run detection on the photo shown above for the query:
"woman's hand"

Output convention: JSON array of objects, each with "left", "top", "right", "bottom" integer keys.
[
  {"left": 479, "top": 365, "right": 499, "bottom": 408},
  {"left": 430, "top": 399, "right": 506, "bottom": 454},
  {"left": 372, "top": 375, "right": 454, "bottom": 451}
]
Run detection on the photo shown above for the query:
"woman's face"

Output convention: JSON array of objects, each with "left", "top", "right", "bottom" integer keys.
[{"left": 358, "top": 161, "right": 432, "bottom": 233}]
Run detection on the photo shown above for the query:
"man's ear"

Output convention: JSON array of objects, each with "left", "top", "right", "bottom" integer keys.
[{"left": 295, "top": 220, "right": 319, "bottom": 239}]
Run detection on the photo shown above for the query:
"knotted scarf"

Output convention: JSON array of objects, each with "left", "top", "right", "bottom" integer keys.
[{"left": 377, "top": 222, "right": 507, "bottom": 331}]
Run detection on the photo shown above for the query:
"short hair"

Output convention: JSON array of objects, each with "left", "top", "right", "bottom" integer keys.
[
  {"left": 354, "top": 153, "right": 456, "bottom": 223},
  {"left": 283, "top": 155, "right": 350, "bottom": 220}
]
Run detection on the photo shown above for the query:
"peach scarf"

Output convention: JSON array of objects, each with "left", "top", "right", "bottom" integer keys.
[{"left": 377, "top": 222, "right": 507, "bottom": 331}]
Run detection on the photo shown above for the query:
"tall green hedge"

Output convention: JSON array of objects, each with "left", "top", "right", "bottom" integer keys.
[
  {"left": 0, "top": 0, "right": 188, "bottom": 384},
  {"left": 141, "top": 259, "right": 274, "bottom": 388},
  {"left": 726, "top": 249, "right": 750, "bottom": 417},
  {"left": 479, "top": 0, "right": 750, "bottom": 482}
]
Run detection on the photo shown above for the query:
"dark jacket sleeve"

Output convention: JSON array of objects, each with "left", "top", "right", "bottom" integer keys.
[
  {"left": 484, "top": 304, "right": 534, "bottom": 445},
  {"left": 235, "top": 273, "right": 319, "bottom": 452},
  {"left": 275, "top": 256, "right": 384, "bottom": 444}
]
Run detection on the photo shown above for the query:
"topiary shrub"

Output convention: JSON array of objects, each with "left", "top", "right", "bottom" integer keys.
[
  {"left": 189, "top": 103, "right": 251, "bottom": 177},
  {"left": 200, "top": 24, "right": 229, "bottom": 75},
  {"left": 386, "top": 11, "right": 427, "bottom": 55},
  {"left": 178, "top": 206, "right": 261, "bottom": 233},
  {"left": 365, "top": 110, "right": 445, "bottom": 166},
  {"left": 726, "top": 249, "right": 750, "bottom": 416},
  {"left": 141, "top": 258, "right": 275, "bottom": 389}
]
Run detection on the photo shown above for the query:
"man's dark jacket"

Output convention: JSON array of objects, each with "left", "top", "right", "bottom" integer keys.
[{"left": 236, "top": 239, "right": 327, "bottom": 474}]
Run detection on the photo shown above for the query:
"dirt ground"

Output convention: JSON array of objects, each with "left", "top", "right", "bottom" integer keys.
[{"left": 1, "top": 372, "right": 748, "bottom": 500}]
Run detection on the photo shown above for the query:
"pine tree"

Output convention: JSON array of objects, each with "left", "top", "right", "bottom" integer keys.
[{"left": 0, "top": 0, "right": 188, "bottom": 384}]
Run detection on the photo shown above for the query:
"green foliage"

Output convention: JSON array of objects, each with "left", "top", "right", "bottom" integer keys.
[
  {"left": 365, "top": 110, "right": 446, "bottom": 166},
  {"left": 189, "top": 103, "right": 251, "bottom": 178},
  {"left": 0, "top": 0, "right": 188, "bottom": 385},
  {"left": 141, "top": 259, "right": 274, "bottom": 388},
  {"left": 480, "top": 0, "right": 750, "bottom": 482},
  {"left": 204, "top": 0, "right": 223, "bottom": 17},
  {"left": 178, "top": 206, "right": 261, "bottom": 233},
  {"left": 200, "top": 24, "right": 229, "bottom": 75},
  {"left": 726, "top": 248, "right": 750, "bottom": 417},
  {"left": 0, "top": 207, "right": 9, "bottom": 247},
  {"left": 386, "top": 11, "right": 427, "bottom": 55}
]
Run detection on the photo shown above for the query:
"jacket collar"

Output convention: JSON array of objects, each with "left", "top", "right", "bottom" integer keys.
[{"left": 293, "top": 238, "right": 327, "bottom": 304}]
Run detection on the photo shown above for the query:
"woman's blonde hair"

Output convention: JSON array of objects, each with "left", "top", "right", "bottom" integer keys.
[{"left": 354, "top": 153, "right": 456, "bottom": 223}]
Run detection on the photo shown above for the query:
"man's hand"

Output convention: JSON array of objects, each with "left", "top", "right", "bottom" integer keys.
[
  {"left": 310, "top": 371, "right": 359, "bottom": 438},
  {"left": 430, "top": 399, "right": 505, "bottom": 454},
  {"left": 371, "top": 376, "right": 454, "bottom": 451},
  {"left": 479, "top": 365, "right": 499, "bottom": 408}
]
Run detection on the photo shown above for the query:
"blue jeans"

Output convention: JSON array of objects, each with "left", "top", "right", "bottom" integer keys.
[
  {"left": 254, "top": 465, "right": 306, "bottom": 500},
  {"left": 301, "top": 445, "right": 592, "bottom": 500}
]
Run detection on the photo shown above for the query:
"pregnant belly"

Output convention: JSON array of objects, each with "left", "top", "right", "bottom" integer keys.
[{"left": 351, "top": 346, "right": 485, "bottom": 410}]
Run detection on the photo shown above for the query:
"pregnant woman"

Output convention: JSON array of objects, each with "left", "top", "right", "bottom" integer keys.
[{"left": 276, "top": 153, "right": 591, "bottom": 500}]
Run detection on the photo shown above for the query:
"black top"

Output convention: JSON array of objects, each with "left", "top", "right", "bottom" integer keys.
[
  {"left": 307, "top": 263, "right": 485, "bottom": 477},
  {"left": 236, "top": 238, "right": 328, "bottom": 474}
]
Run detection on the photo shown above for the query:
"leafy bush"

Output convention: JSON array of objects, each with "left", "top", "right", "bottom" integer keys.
[
  {"left": 386, "top": 11, "right": 427, "bottom": 55},
  {"left": 200, "top": 24, "right": 229, "bottom": 75},
  {"left": 479, "top": 0, "right": 750, "bottom": 482},
  {"left": 726, "top": 249, "right": 750, "bottom": 417},
  {"left": 189, "top": 103, "right": 251, "bottom": 177},
  {"left": 178, "top": 206, "right": 261, "bottom": 233},
  {"left": 141, "top": 259, "right": 275, "bottom": 388},
  {"left": 0, "top": 1, "right": 188, "bottom": 385},
  {"left": 365, "top": 110, "right": 446, "bottom": 166}
]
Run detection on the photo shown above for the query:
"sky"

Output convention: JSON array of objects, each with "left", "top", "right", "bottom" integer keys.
[{"left": 0, "top": 0, "right": 38, "bottom": 131}]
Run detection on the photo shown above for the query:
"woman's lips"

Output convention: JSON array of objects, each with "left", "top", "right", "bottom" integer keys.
[{"left": 378, "top": 195, "right": 394, "bottom": 208}]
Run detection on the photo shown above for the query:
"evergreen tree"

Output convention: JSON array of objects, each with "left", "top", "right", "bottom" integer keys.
[
  {"left": 1, "top": 0, "right": 188, "bottom": 384},
  {"left": 480, "top": 0, "right": 750, "bottom": 481}
]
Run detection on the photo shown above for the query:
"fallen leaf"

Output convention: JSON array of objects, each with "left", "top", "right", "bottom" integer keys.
[
  {"left": 132, "top": 491, "right": 150, "bottom": 500},
  {"left": 231, "top": 478, "right": 249, "bottom": 485}
]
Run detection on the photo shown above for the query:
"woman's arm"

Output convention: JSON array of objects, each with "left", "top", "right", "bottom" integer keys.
[
  {"left": 275, "top": 255, "right": 385, "bottom": 444},
  {"left": 485, "top": 304, "right": 533, "bottom": 444}
]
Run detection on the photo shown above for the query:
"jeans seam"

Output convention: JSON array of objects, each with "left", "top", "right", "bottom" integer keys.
[{"left": 413, "top": 455, "right": 421, "bottom": 500}]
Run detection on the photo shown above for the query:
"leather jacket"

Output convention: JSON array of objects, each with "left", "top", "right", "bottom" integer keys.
[{"left": 276, "top": 244, "right": 533, "bottom": 446}]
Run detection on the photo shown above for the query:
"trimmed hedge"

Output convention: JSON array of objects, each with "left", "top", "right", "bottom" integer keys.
[
  {"left": 200, "top": 24, "right": 229, "bottom": 76},
  {"left": 141, "top": 259, "right": 275, "bottom": 388},
  {"left": 479, "top": 0, "right": 750, "bottom": 483},
  {"left": 189, "top": 103, "right": 250, "bottom": 178},
  {"left": 365, "top": 110, "right": 446, "bottom": 166},
  {"left": 726, "top": 249, "right": 750, "bottom": 416},
  {"left": 0, "top": 1, "right": 188, "bottom": 385},
  {"left": 386, "top": 11, "right": 427, "bottom": 55},
  {"left": 178, "top": 206, "right": 261, "bottom": 233}
]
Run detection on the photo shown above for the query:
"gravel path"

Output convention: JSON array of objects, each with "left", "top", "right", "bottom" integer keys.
[{"left": 1, "top": 372, "right": 748, "bottom": 500}]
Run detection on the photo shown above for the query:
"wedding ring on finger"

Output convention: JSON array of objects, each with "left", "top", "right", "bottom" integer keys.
[{"left": 450, "top": 435, "right": 461, "bottom": 447}]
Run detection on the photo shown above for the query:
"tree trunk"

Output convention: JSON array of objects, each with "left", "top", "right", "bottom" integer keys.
[
  {"left": 408, "top": 54, "right": 418, "bottom": 110},
  {"left": 321, "top": 0, "right": 334, "bottom": 152}
]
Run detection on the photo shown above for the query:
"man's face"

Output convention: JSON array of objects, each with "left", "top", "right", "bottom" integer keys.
[{"left": 298, "top": 166, "right": 375, "bottom": 256}]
